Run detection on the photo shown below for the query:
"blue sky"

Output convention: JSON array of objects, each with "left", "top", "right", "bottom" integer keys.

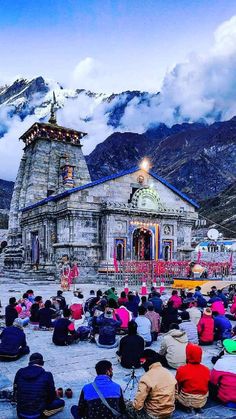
[{"left": 1, "top": 0, "right": 236, "bottom": 92}]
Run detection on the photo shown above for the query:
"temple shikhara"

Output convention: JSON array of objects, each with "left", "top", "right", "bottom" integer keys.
[{"left": 4, "top": 96, "right": 199, "bottom": 280}]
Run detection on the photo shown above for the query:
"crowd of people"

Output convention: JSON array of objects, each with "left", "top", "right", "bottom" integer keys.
[{"left": 0, "top": 283, "right": 235, "bottom": 418}]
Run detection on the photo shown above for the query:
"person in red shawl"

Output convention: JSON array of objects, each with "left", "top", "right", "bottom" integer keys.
[{"left": 69, "top": 261, "right": 79, "bottom": 292}]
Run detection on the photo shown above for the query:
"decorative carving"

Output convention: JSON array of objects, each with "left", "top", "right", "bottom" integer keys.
[
  {"left": 131, "top": 188, "right": 163, "bottom": 211},
  {"left": 164, "top": 224, "right": 172, "bottom": 235},
  {"left": 137, "top": 175, "right": 145, "bottom": 184}
]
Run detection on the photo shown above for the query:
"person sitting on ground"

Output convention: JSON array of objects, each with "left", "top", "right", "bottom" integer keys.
[
  {"left": 213, "top": 311, "right": 232, "bottom": 341},
  {"left": 71, "top": 360, "right": 126, "bottom": 419},
  {"left": 55, "top": 290, "right": 66, "bottom": 310},
  {"left": 211, "top": 326, "right": 236, "bottom": 364},
  {"left": 106, "top": 287, "right": 118, "bottom": 302},
  {"left": 169, "top": 290, "right": 182, "bottom": 309},
  {"left": 126, "top": 349, "right": 176, "bottom": 419},
  {"left": 17, "top": 293, "right": 32, "bottom": 326},
  {"left": 211, "top": 298, "right": 225, "bottom": 315},
  {"left": 193, "top": 286, "right": 207, "bottom": 308},
  {"left": 52, "top": 307, "right": 78, "bottom": 346},
  {"left": 158, "top": 323, "right": 188, "bottom": 369},
  {"left": 145, "top": 303, "right": 160, "bottom": 341},
  {"left": 38, "top": 300, "right": 57, "bottom": 329},
  {"left": 26, "top": 289, "right": 35, "bottom": 303},
  {"left": 118, "top": 291, "right": 128, "bottom": 306},
  {"left": 210, "top": 339, "right": 236, "bottom": 408},
  {"left": 140, "top": 296, "right": 149, "bottom": 309},
  {"left": 148, "top": 291, "right": 163, "bottom": 314},
  {"left": 179, "top": 311, "right": 199, "bottom": 344},
  {"left": 186, "top": 300, "right": 201, "bottom": 325},
  {"left": 30, "top": 296, "right": 43, "bottom": 324},
  {"left": 116, "top": 320, "right": 145, "bottom": 369},
  {"left": 135, "top": 306, "right": 152, "bottom": 347},
  {"left": 160, "top": 300, "right": 178, "bottom": 333},
  {"left": 197, "top": 308, "right": 214, "bottom": 345},
  {"left": 14, "top": 352, "right": 65, "bottom": 419},
  {"left": 0, "top": 318, "right": 30, "bottom": 361},
  {"left": 125, "top": 293, "right": 139, "bottom": 318},
  {"left": 95, "top": 307, "right": 121, "bottom": 348},
  {"left": 217, "top": 290, "right": 228, "bottom": 308},
  {"left": 5, "top": 297, "right": 18, "bottom": 327},
  {"left": 114, "top": 304, "right": 132, "bottom": 331},
  {"left": 228, "top": 295, "right": 236, "bottom": 320},
  {"left": 70, "top": 294, "right": 84, "bottom": 321},
  {"left": 176, "top": 343, "right": 210, "bottom": 413}
]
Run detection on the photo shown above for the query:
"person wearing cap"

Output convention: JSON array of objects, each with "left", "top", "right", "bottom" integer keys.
[
  {"left": 197, "top": 308, "right": 214, "bottom": 345},
  {"left": 126, "top": 349, "right": 176, "bottom": 418},
  {"left": 0, "top": 318, "right": 29, "bottom": 361},
  {"left": 158, "top": 323, "right": 188, "bottom": 369},
  {"left": 145, "top": 303, "right": 160, "bottom": 342},
  {"left": 210, "top": 339, "right": 236, "bottom": 408},
  {"left": 13, "top": 352, "right": 65, "bottom": 419},
  {"left": 95, "top": 307, "right": 121, "bottom": 348},
  {"left": 176, "top": 343, "right": 210, "bottom": 413},
  {"left": 5, "top": 297, "right": 19, "bottom": 327}
]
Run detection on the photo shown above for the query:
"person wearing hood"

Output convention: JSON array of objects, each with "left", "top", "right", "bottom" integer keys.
[
  {"left": 210, "top": 339, "right": 236, "bottom": 408},
  {"left": 197, "top": 307, "right": 214, "bottom": 345},
  {"left": 13, "top": 352, "right": 65, "bottom": 419},
  {"left": 158, "top": 323, "right": 188, "bottom": 369},
  {"left": 0, "top": 318, "right": 30, "bottom": 361},
  {"left": 176, "top": 343, "right": 210, "bottom": 413},
  {"left": 126, "top": 349, "right": 176, "bottom": 418}
]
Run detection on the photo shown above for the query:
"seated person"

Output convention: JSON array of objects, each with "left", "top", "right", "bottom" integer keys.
[
  {"left": 145, "top": 303, "right": 160, "bottom": 341},
  {"left": 210, "top": 339, "right": 236, "bottom": 408},
  {"left": 95, "top": 307, "right": 121, "bottom": 348},
  {"left": 158, "top": 323, "right": 188, "bottom": 369},
  {"left": 30, "top": 296, "right": 43, "bottom": 324},
  {"left": 14, "top": 352, "right": 65, "bottom": 419},
  {"left": 179, "top": 311, "right": 198, "bottom": 344},
  {"left": 52, "top": 308, "right": 78, "bottom": 346},
  {"left": 148, "top": 291, "right": 163, "bottom": 314},
  {"left": 176, "top": 343, "right": 210, "bottom": 413},
  {"left": 116, "top": 321, "right": 145, "bottom": 369},
  {"left": 114, "top": 305, "right": 132, "bottom": 331},
  {"left": 125, "top": 294, "right": 139, "bottom": 318},
  {"left": 5, "top": 297, "right": 18, "bottom": 327},
  {"left": 0, "top": 318, "right": 30, "bottom": 361},
  {"left": 70, "top": 295, "right": 84, "bottom": 321},
  {"left": 135, "top": 306, "right": 152, "bottom": 347},
  {"left": 213, "top": 312, "right": 232, "bottom": 340},
  {"left": 17, "top": 293, "right": 32, "bottom": 326},
  {"left": 169, "top": 290, "right": 182, "bottom": 309},
  {"left": 118, "top": 291, "right": 128, "bottom": 307},
  {"left": 186, "top": 301, "right": 201, "bottom": 325},
  {"left": 71, "top": 360, "right": 126, "bottom": 419},
  {"left": 160, "top": 300, "right": 178, "bottom": 333},
  {"left": 126, "top": 349, "right": 176, "bottom": 419},
  {"left": 38, "top": 300, "right": 57, "bottom": 329},
  {"left": 55, "top": 290, "right": 66, "bottom": 310},
  {"left": 197, "top": 308, "right": 214, "bottom": 345}
]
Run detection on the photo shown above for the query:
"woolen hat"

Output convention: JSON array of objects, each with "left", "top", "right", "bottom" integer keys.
[
  {"left": 223, "top": 339, "right": 236, "bottom": 354},
  {"left": 29, "top": 352, "right": 44, "bottom": 366},
  {"left": 13, "top": 318, "right": 23, "bottom": 329}
]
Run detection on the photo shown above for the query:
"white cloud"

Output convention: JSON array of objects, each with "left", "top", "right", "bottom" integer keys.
[{"left": 71, "top": 57, "right": 104, "bottom": 92}]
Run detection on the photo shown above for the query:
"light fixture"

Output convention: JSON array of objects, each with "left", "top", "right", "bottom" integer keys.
[{"left": 140, "top": 158, "right": 150, "bottom": 171}]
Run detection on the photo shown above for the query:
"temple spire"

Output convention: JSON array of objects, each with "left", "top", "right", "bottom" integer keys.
[{"left": 48, "top": 91, "right": 57, "bottom": 125}]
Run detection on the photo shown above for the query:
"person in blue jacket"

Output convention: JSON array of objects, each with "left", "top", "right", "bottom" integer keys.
[
  {"left": 95, "top": 307, "right": 121, "bottom": 348},
  {"left": 213, "top": 312, "right": 232, "bottom": 340},
  {"left": 0, "top": 318, "right": 29, "bottom": 361},
  {"left": 71, "top": 360, "right": 126, "bottom": 419},
  {"left": 14, "top": 352, "right": 65, "bottom": 419}
]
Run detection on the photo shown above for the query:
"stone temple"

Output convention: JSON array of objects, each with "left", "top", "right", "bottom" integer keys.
[{"left": 4, "top": 101, "right": 199, "bottom": 281}]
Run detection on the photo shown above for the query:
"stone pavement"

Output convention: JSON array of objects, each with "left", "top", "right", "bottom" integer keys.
[{"left": 0, "top": 279, "right": 235, "bottom": 419}]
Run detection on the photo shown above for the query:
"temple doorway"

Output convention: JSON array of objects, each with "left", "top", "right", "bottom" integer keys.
[{"left": 133, "top": 228, "right": 153, "bottom": 260}]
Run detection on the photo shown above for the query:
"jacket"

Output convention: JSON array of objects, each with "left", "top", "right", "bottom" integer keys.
[
  {"left": 145, "top": 311, "right": 160, "bottom": 333},
  {"left": 149, "top": 296, "right": 163, "bottom": 313},
  {"left": 38, "top": 307, "right": 55, "bottom": 328},
  {"left": 96, "top": 313, "right": 121, "bottom": 345},
  {"left": 14, "top": 365, "right": 56, "bottom": 416},
  {"left": 210, "top": 354, "right": 236, "bottom": 403},
  {"left": 161, "top": 306, "right": 178, "bottom": 332},
  {"left": 179, "top": 320, "right": 198, "bottom": 344},
  {"left": 197, "top": 314, "right": 214, "bottom": 343},
  {"left": 77, "top": 375, "right": 126, "bottom": 419},
  {"left": 230, "top": 296, "right": 236, "bottom": 318},
  {"left": 176, "top": 343, "right": 210, "bottom": 395},
  {"left": 52, "top": 318, "right": 75, "bottom": 345},
  {"left": 5, "top": 304, "right": 18, "bottom": 327},
  {"left": 70, "top": 303, "right": 84, "bottom": 320},
  {"left": 133, "top": 362, "right": 176, "bottom": 417},
  {"left": 159, "top": 329, "right": 188, "bottom": 369},
  {"left": 186, "top": 307, "right": 201, "bottom": 326},
  {"left": 135, "top": 316, "right": 152, "bottom": 342},
  {"left": 0, "top": 326, "right": 27, "bottom": 355},
  {"left": 214, "top": 315, "right": 232, "bottom": 339},
  {"left": 211, "top": 300, "right": 225, "bottom": 315},
  {"left": 169, "top": 295, "right": 182, "bottom": 309},
  {"left": 30, "top": 303, "right": 40, "bottom": 323},
  {"left": 114, "top": 306, "right": 132, "bottom": 329},
  {"left": 117, "top": 334, "right": 145, "bottom": 368}
]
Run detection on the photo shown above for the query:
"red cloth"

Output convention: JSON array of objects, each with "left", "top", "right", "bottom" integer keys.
[
  {"left": 197, "top": 314, "right": 214, "bottom": 343},
  {"left": 70, "top": 303, "right": 83, "bottom": 320},
  {"left": 210, "top": 355, "right": 236, "bottom": 403},
  {"left": 176, "top": 343, "right": 210, "bottom": 395},
  {"left": 230, "top": 296, "right": 236, "bottom": 318},
  {"left": 211, "top": 300, "right": 225, "bottom": 315},
  {"left": 114, "top": 307, "right": 132, "bottom": 329},
  {"left": 118, "top": 297, "right": 128, "bottom": 306}
]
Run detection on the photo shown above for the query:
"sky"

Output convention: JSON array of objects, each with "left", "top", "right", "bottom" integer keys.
[{"left": 1, "top": 0, "right": 236, "bottom": 92}]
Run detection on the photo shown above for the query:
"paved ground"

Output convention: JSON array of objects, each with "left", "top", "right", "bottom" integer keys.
[{"left": 0, "top": 279, "right": 235, "bottom": 419}]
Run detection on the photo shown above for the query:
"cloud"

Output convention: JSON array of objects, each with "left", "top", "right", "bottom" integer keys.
[{"left": 71, "top": 57, "right": 104, "bottom": 91}]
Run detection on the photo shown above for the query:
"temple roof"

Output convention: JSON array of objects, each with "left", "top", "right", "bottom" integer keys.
[
  {"left": 21, "top": 166, "right": 199, "bottom": 212},
  {"left": 20, "top": 122, "right": 87, "bottom": 147}
]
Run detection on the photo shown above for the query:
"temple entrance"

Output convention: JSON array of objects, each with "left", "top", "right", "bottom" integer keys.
[{"left": 133, "top": 228, "right": 153, "bottom": 260}]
